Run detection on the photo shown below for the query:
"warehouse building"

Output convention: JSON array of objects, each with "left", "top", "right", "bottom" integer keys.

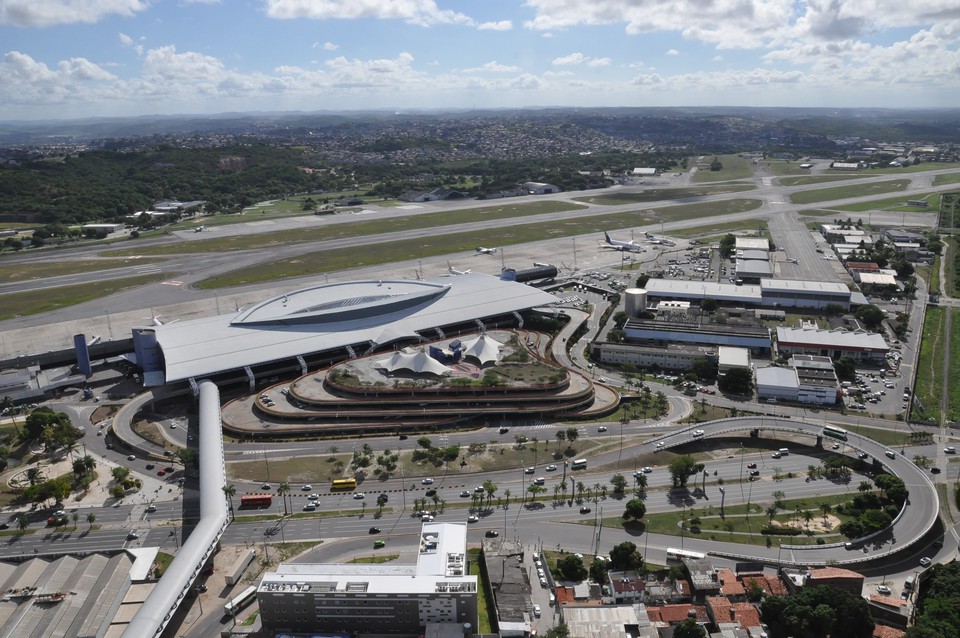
[{"left": 776, "top": 326, "right": 889, "bottom": 362}]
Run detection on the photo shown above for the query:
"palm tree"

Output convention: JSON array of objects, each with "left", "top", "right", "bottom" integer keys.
[
  {"left": 766, "top": 506, "right": 778, "bottom": 523},
  {"left": 576, "top": 481, "right": 585, "bottom": 502},
  {"left": 223, "top": 484, "right": 237, "bottom": 521},
  {"left": 858, "top": 481, "right": 873, "bottom": 493},
  {"left": 86, "top": 512, "right": 96, "bottom": 530},
  {"left": 503, "top": 488, "right": 511, "bottom": 507},
  {"left": 819, "top": 502, "right": 831, "bottom": 523},
  {"left": 593, "top": 482, "right": 602, "bottom": 502},
  {"left": 803, "top": 510, "right": 814, "bottom": 529},
  {"left": 72, "top": 512, "right": 79, "bottom": 530},
  {"left": 26, "top": 467, "right": 42, "bottom": 486},
  {"left": 377, "top": 492, "right": 389, "bottom": 513},
  {"left": 278, "top": 482, "right": 290, "bottom": 516}
]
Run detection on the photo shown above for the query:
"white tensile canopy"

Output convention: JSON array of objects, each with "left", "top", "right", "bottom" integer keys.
[
  {"left": 375, "top": 348, "right": 452, "bottom": 376},
  {"left": 460, "top": 333, "right": 503, "bottom": 365}
]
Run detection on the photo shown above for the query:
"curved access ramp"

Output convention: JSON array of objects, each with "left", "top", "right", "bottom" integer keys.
[
  {"left": 648, "top": 416, "right": 939, "bottom": 566},
  {"left": 120, "top": 380, "right": 228, "bottom": 638}
]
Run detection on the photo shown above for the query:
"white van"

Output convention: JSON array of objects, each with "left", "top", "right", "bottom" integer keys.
[{"left": 778, "top": 448, "right": 789, "bottom": 456}]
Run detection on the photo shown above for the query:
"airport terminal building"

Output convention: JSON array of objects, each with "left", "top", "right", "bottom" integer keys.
[{"left": 130, "top": 274, "right": 560, "bottom": 390}]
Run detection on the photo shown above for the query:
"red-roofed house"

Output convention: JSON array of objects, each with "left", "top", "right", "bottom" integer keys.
[
  {"left": 873, "top": 624, "right": 906, "bottom": 638},
  {"left": 741, "top": 573, "right": 788, "bottom": 599},
  {"left": 646, "top": 604, "right": 709, "bottom": 627},
  {"left": 789, "top": 567, "right": 864, "bottom": 596},
  {"left": 706, "top": 596, "right": 763, "bottom": 630},
  {"left": 718, "top": 569, "right": 746, "bottom": 601}
]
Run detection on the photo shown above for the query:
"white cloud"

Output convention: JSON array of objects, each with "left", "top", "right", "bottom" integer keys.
[
  {"left": 666, "top": 49, "right": 679, "bottom": 56},
  {"left": 183, "top": 0, "right": 221, "bottom": 4},
  {"left": 463, "top": 61, "right": 520, "bottom": 73},
  {"left": 552, "top": 52, "right": 586, "bottom": 66},
  {"left": 713, "top": 55, "right": 724, "bottom": 62},
  {"left": 0, "top": 0, "right": 149, "bottom": 27},
  {"left": 118, "top": 32, "right": 133, "bottom": 47},
  {"left": 143, "top": 46, "right": 225, "bottom": 81},
  {"left": 587, "top": 57, "right": 611, "bottom": 67},
  {"left": 478, "top": 20, "right": 512, "bottom": 31},
  {"left": 313, "top": 41, "right": 339, "bottom": 51},
  {"left": 264, "top": 0, "right": 475, "bottom": 27}
]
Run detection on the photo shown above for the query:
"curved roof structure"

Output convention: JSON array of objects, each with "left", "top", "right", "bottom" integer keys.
[
  {"left": 147, "top": 274, "right": 559, "bottom": 384},
  {"left": 461, "top": 333, "right": 503, "bottom": 365},
  {"left": 376, "top": 348, "right": 451, "bottom": 376}
]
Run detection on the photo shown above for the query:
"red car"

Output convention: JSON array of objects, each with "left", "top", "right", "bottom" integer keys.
[
  {"left": 747, "top": 463, "right": 758, "bottom": 469},
  {"left": 157, "top": 470, "right": 166, "bottom": 476}
]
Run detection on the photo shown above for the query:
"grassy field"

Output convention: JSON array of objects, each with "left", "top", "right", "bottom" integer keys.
[
  {"left": 105, "top": 200, "right": 588, "bottom": 257},
  {"left": 0, "top": 258, "right": 167, "bottom": 283},
  {"left": 829, "top": 191, "right": 941, "bottom": 213},
  {"left": 692, "top": 154, "right": 756, "bottom": 182},
  {"left": 949, "top": 309, "right": 960, "bottom": 424},
  {"left": 468, "top": 547, "right": 494, "bottom": 633},
  {"left": 779, "top": 175, "right": 869, "bottom": 187},
  {"left": 348, "top": 553, "right": 400, "bottom": 564},
  {"left": 572, "top": 184, "right": 755, "bottom": 205},
  {"left": 944, "top": 237, "right": 956, "bottom": 298},
  {"left": 788, "top": 179, "right": 911, "bottom": 205},
  {"left": 933, "top": 172, "right": 960, "bottom": 186},
  {"left": 761, "top": 161, "right": 811, "bottom": 177},
  {"left": 860, "top": 163, "right": 960, "bottom": 175},
  {"left": 197, "top": 198, "right": 763, "bottom": 288},
  {"left": 0, "top": 272, "right": 175, "bottom": 321},
  {"left": 606, "top": 492, "right": 856, "bottom": 548},
  {"left": 670, "top": 219, "right": 767, "bottom": 239},
  {"left": 851, "top": 425, "right": 913, "bottom": 448},
  {"left": 913, "top": 305, "right": 946, "bottom": 423}
]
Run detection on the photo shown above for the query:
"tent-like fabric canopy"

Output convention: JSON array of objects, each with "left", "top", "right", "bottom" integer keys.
[
  {"left": 375, "top": 348, "right": 452, "bottom": 376},
  {"left": 460, "top": 334, "right": 503, "bottom": 365}
]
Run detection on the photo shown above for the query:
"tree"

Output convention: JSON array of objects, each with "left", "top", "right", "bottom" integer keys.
[
  {"left": 701, "top": 298, "right": 719, "bottom": 312},
  {"left": 761, "top": 585, "right": 873, "bottom": 638},
  {"left": 589, "top": 557, "right": 609, "bottom": 585},
  {"left": 692, "top": 358, "right": 718, "bottom": 381},
  {"left": 834, "top": 356, "right": 857, "bottom": 381},
  {"left": 854, "top": 304, "right": 885, "bottom": 330},
  {"left": 377, "top": 492, "right": 389, "bottom": 513},
  {"left": 609, "top": 541, "right": 643, "bottom": 570},
  {"left": 718, "top": 367, "right": 754, "bottom": 395},
  {"left": 223, "top": 484, "right": 237, "bottom": 521},
  {"left": 86, "top": 512, "right": 96, "bottom": 529},
  {"left": 673, "top": 618, "right": 706, "bottom": 638},
  {"left": 278, "top": 482, "right": 290, "bottom": 516},
  {"left": 543, "top": 625, "right": 570, "bottom": 638},
  {"left": 610, "top": 473, "right": 628, "bottom": 495},
  {"left": 555, "top": 430, "right": 566, "bottom": 449},
  {"left": 565, "top": 427, "right": 579, "bottom": 446},
  {"left": 623, "top": 498, "right": 647, "bottom": 522},
  {"left": 556, "top": 554, "right": 588, "bottom": 581},
  {"left": 669, "top": 454, "right": 703, "bottom": 488}
]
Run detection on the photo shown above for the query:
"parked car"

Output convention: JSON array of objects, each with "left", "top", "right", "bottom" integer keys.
[
  {"left": 877, "top": 585, "right": 892, "bottom": 595},
  {"left": 920, "top": 557, "right": 932, "bottom": 567}
]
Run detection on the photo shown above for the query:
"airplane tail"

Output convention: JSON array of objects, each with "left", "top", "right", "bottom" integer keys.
[{"left": 604, "top": 232, "right": 612, "bottom": 243}]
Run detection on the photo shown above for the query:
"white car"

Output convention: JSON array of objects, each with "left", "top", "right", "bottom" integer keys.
[
  {"left": 920, "top": 557, "right": 932, "bottom": 567},
  {"left": 525, "top": 466, "right": 535, "bottom": 474},
  {"left": 945, "top": 446, "right": 956, "bottom": 454},
  {"left": 533, "top": 604, "right": 541, "bottom": 617},
  {"left": 692, "top": 429, "right": 705, "bottom": 437},
  {"left": 308, "top": 493, "right": 320, "bottom": 500},
  {"left": 301, "top": 485, "right": 313, "bottom": 491},
  {"left": 467, "top": 515, "right": 479, "bottom": 523},
  {"left": 126, "top": 454, "right": 136, "bottom": 461},
  {"left": 353, "top": 492, "right": 366, "bottom": 500},
  {"left": 877, "top": 584, "right": 892, "bottom": 595},
  {"left": 598, "top": 426, "right": 607, "bottom": 432},
  {"left": 546, "top": 464, "right": 558, "bottom": 471},
  {"left": 421, "top": 478, "right": 434, "bottom": 485},
  {"left": 303, "top": 503, "right": 316, "bottom": 511}
]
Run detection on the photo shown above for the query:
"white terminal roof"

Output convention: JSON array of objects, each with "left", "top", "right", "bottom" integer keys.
[
  {"left": 737, "top": 249, "right": 769, "bottom": 261},
  {"left": 756, "top": 366, "right": 799, "bottom": 390},
  {"left": 736, "top": 259, "right": 773, "bottom": 277},
  {"left": 735, "top": 237, "right": 769, "bottom": 251},
  {"left": 153, "top": 274, "right": 558, "bottom": 383},
  {"left": 857, "top": 272, "right": 898, "bottom": 286}
]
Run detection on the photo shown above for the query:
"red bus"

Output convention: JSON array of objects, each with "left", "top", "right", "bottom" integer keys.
[{"left": 239, "top": 493, "right": 273, "bottom": 508}]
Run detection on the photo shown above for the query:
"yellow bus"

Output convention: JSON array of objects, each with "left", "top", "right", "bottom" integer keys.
[{"left": 331, "top": 478, "right": 357, "bottom": 490}]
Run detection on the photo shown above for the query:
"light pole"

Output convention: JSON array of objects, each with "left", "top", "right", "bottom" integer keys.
[{"left": 103, "top": 307, "right": 113, "bottom": 339}]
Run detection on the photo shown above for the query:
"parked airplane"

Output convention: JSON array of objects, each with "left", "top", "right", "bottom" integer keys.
[
  {"left": 447, "top": 261, "right": 471, "bottom": 276},
  {"left": 194, "top": 225, "right": 205, "bottom": 233},
  {"left": 644, "top": 232, "right": 675, "bottom": 246},
  {"left": 475, "top": 246, "right": 498, "bottom": 254},
  {"left": 602, "top": 232, "right": 644, "bottom": 253},
  {"left": 87, "top": 335, "right": 101, "bottom": 346},
  {"left": 786, "top": 257, "right": 799, "bottom": 264}
]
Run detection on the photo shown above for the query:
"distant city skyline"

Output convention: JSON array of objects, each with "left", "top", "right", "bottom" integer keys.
[{"left": 0, "top": 1, "right": 958, "bottom": 121}]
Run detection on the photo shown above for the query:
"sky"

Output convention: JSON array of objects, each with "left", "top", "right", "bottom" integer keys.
[{"left": 1, "top": 0, "right": 959, "bottom": 121}]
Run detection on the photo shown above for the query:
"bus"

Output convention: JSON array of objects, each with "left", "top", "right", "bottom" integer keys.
[
  {"left": 571, "top": 458, "right": 587, "bottom": 470},
  {"left": 224, "top": 585, "right": 258, "bottom": 617},
  {"left": 331, "top": 478, "right": 358, "bottom": 490},
  {"left": 822, "top": 425, "right": 848, "bottom": 442},
  {"left": 666, "top": 547, "right": 706, "bottom": 562},
  {"left": 239, "top": 493, "right": 272, "bottom": 508}
]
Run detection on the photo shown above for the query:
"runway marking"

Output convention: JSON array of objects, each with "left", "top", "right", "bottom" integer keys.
[{"left": 161, "top": 280, "right": 184, "bottom": 286}]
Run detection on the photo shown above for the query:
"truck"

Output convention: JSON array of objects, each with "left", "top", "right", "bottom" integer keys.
[{"left": 225, "top": 549, "right": 256, "bottom": 586}]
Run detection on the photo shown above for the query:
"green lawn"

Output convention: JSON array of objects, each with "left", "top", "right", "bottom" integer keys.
[
  {"left": 605, "top": 492, "right": 856, "bottom": 548},
  {"left": 913, "top": 306, "right": 945, "bottom": 423},
  {"left": 788, "top": 180, "right": 911, "bottom": 205},
  {"left": 671, "top": 219, "right": 768, "bottom": 239},
  {"left": 0, "top": 258, "right": 167, "bottom": 284},
  {"left": 348, "top": 553, "right": 400, "bottom": 564},
  {"left": 933, "top": 172, "right": 960, "bottom": 186},
  {"left": 949, "top": 309, "right": 960, "bottom": 424},
  {"left": 0, "top": 272, "right": 175, "bottom": 320},
  {"left": 469, "top": 548, "right": 494, "bottom": 634},
  {"left": 830, "top": 191, "right": 942, "bottom": 213},
  {"left": 944, "top": 237, "right": 956, "bottom": 298},
  {"left": 762, "top": 161, "right": 811, "bottom": 177},
  {"left": 692, "top": 154, "right": 756, "bottom": 182},
  {"left": 197, "top": 198, "right": 763, "bottom": 288}
]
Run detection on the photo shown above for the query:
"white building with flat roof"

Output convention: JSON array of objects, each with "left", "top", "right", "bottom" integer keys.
[
  {"left": 776, "top": 326, "right": 889, "bottom": 361},
  {"left": 257, "top": 523, "right": 477, "bottom": 636},
  {"left": 735, "top": 237, "right": 769, "bottom": 252}
]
